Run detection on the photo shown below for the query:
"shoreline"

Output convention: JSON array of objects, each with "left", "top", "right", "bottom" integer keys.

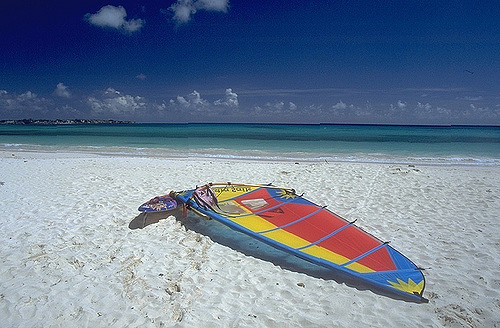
[
  {"left": 1, "top": 144, "right": 499, "bottom": 167},
  {"left": 1, "top": 120, "right": 499, "bottom": 127}
]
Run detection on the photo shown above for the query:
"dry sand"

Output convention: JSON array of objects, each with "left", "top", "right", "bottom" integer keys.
[{"left": 0, "top": 151, "right": 499, "bottom": 327}]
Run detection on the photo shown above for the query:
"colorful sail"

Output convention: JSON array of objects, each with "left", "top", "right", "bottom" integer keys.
[{"left": 172, "top": 183, "right": 426, "bottom": 302}]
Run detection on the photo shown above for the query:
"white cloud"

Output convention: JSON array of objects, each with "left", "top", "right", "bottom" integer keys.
[
  {"left": 170, "top": 1, "right": 194, "bottom": 23},
  {"left": 154, "top": 102, "right": 167, "bottom": 111},
  {"left": 186, "top": 90, "right": 209, "bottom": 107},
  {"left": 332, "top": 100, "right": 347, "bottom": 110},
  {"left": 214, "top": 88, "right": 238, "bottom": 107},
  {"left": 417, "top": 102, "right": 432, "bottom": 109},
  {"left": 123, "top": 19, "right": 144, "bottom": 32},
  {"left": 85, "top": 5, "right": 144, "bottom": 32},
  {"left": 436, "top": 106, "right": 450, "bottom": 115},
  {"left": 17, "top": 91, "right": 37, "bottom": 101},
  {"left": 198, "top": 0, "right": 230, "bottom": 11},
  {"left": 466, "top": 104, "right": 499, "bottom": 119},
  {"left": 417, "top": 102, "right": 432, "bottom": 113},
  {"left": 397, "top": 100, "right": 407, "bottom": 109},
  {"left": 171, "top": 90, "right": 209, "bottom": 109},
  {"left": 136, "top": 73, "right": 147, "bottom": 80},
  {"left": 175, "top": 96, "right": 189, "bottom": 107},
  {"left": 169, "top": 0, "right": 229, "bottom": 24},
  {"left": 413, "top": 101, "right": 455, "bottom": 120},
  {"left": 251, "top": 101, "right": 303, "bottom": 116},
  {"left": 460, "top": 96, "right": 483, "bottom": 101},
  {"left": 253, "top": 101, "right": 303, "bottom": 116},
  {"left": 264, "top": 101, "right": 285, "bottom": 111},
  {"left": 171, "top": 89, "right": 241, "bottom": 113},
  {"left": 55, "top": 104, "right": 80, "bottom": 116},
  {"left": 88, "top": 88, "right": 146, "bottom": 115},
  {"left": 0, "top": 90, "right": 51, "bottom": 116},
  {"left": 54, "top": 83, "right": 71, "bottom": 98}
]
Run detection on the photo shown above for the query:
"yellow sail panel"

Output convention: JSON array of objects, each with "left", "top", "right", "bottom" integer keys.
[
  {"left": 345, "top": 261, "right": 376, "bottom": 273},
  {"left": 301, "top": 245, "right": 348, "bottom": 265},
  {"left": 300, "top": 245, "right": 375, "bottom": 273},
  {"left": 232, "top": 215, "right": 277, "bottom": 232},
  {"left": 262, "top": 229, "right": 311, "bottom": 248}
]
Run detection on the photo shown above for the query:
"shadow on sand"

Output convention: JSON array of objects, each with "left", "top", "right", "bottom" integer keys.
[
  {"left": 129, "top": 211, "right": 425, "bottom": 303},
  {"left": 128, "top": 210, "right": 182, "bottom": 230}
]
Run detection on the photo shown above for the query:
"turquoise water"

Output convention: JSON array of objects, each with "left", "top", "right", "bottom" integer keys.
[{"left": 0, "top": 124, "right": 498, "bottom": 165}]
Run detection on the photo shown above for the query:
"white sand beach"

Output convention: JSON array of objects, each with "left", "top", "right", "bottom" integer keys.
[{"left": 0, "top": 150, "right": 499, "bottom": 327}]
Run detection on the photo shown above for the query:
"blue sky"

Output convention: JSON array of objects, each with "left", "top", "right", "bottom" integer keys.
[{"left": 0, "top": 0, "right": 498, "bottom": 124}]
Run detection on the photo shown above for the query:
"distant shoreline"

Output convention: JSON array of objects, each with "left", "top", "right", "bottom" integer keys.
[
  {"left": 0, "top": 119, "right": 133, "bottom": 125},
  {"left": 0, "top": 120, "right": 498, "bottom": 127}
]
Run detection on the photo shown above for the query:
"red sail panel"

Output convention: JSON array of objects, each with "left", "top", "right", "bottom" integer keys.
[
  {"left": 356, "top": 246, "right": 396, "bottom": 272},
  {"left": 235, "top": 189, "right": 396, "bottom": 272},
  {"left": 283, "top": 210, "right": 348, "bottom": 242},
  {"left": 257, "top": 203, "right": 315, "bottom": 226},
  {"left": 318, "top": 226, "right": 396, "bottom": 271}
]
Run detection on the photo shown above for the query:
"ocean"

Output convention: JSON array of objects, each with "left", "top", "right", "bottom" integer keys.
[{"left": 0, "top": 124, "right": 498, "bottom": 165}]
